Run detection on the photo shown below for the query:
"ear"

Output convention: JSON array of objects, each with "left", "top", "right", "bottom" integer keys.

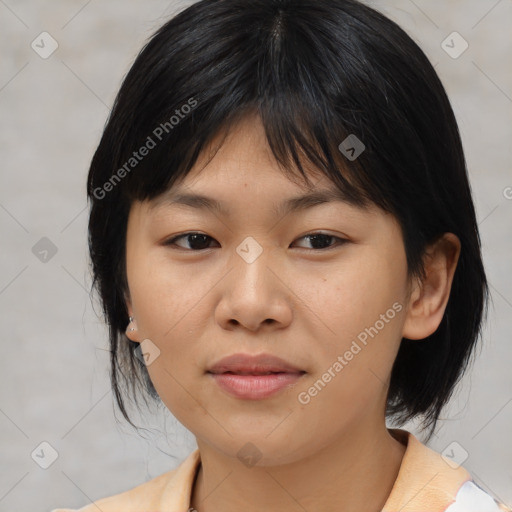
[
  {"left": 124, "top": 295, "right": 141, "bottom": 343},
  {"left": 402, "top": 233, "right": 461, "bottom": 340}
]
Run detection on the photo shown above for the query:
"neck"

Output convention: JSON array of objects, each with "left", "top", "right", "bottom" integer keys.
[{"left": 190, "top": 423, "right": 406, "bottom": 512}]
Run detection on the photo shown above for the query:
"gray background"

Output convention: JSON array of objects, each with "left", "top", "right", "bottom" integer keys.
[{"left": 0, "top": 1, "right": 511, "bottom": 510}]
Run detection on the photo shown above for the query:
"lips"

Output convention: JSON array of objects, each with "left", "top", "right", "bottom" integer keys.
[
  {"left": 207, "top": 353, "right": 306, "bottom": 400},
  {"left": 207, "top": 352, "right": 305, "bottom": 375}
]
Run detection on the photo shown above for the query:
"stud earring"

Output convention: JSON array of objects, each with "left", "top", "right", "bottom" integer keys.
[{"left": 127, "top": 317, "right": 136, "bottom": 332}]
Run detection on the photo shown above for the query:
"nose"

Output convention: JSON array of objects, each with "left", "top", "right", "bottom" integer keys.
[{"left": 214, "top": 241, "right": 293, "bottom": 333}]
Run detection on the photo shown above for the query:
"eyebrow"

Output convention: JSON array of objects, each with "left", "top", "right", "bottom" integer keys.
[{"left": 160, "top": 187, "right": 366, "bottom": 218}]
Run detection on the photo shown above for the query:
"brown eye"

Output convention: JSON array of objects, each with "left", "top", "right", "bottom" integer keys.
[
  {"left": 165, "top": 232, "right": 218, "bottom": 250},
  {"left": 292, "top": 233, "right": 348, "bottom": 251}
]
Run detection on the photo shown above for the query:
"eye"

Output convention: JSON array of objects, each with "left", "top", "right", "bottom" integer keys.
[
  {"left": 164, "top": 232, "right": 347, "bottom": 251},
  {"left": 164, "top": 232, "right": 218, "bottom": 250},
  {"left": 292, "top": 233, "right": 348, "bottom": 251}
]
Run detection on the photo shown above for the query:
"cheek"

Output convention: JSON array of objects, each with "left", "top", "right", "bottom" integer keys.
[
  {"left": 126, "top": 250, "right": 214, "bottom": 392},
  {"left": 303, "top": 248, "right": 408, "bottom": 395},
  {"left": 300, "top": 252, "right": 407, "bottom": 348},
  {"left": 128, "top": 259, "right": 209, "bottom": 425},
  {"left": 128, "top": 250, "right": 206, "bottom": 338}
]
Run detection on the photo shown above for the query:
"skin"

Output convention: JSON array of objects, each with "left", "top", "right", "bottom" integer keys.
[{"left": 124, "top": 113, "right": 461, "bottom": 512}]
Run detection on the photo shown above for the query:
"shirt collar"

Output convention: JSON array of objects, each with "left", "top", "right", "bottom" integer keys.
[{"left": 382, "top": 428, "right": 471, "bottom": 511}]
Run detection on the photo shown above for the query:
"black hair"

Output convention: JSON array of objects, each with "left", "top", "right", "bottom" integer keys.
[{"left": 87, "top": 0, "right": 488, "bottom": 440}]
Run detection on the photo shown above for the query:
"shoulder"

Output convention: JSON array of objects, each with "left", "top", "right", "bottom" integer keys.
[
  {"left": 49, "top": 467, "right": 177, "bottom": 512},
  {"left": 383, "top": 429, "right": 510, "bottom": 512},
  {"left": 447, "top": 481, "right": 512, "bottom": 512},
  {"left": 50, "top": 449, "right": 201, "bottom": 512}
]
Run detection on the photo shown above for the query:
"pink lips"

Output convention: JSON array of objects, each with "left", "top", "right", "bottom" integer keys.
[{"left": 207, "top": 353, "right": 306, "bottom": 400}]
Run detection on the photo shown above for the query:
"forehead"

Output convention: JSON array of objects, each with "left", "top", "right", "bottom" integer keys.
[{"left": 147, "top": 113, "right": 376, "bottom": 217}]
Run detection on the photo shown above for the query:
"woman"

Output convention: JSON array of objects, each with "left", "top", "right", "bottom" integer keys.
[{"left": 53, "top": 0, "right": 510, "bottom": 510}]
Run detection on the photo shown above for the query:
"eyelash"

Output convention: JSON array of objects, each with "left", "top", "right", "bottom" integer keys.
[{"left": 163, "top": 232, "right": 348, "bottom": 252}]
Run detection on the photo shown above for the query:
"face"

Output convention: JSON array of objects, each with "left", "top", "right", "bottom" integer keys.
[{"left": 125, "top": 114, "right": 413, "bottom": 465}]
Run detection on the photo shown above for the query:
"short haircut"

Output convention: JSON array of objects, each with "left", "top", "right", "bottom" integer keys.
[{"left": 87, "top": 0, "right": 489, "bottom": 440}]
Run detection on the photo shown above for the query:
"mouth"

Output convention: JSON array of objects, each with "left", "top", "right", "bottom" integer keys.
[{"left": 207, "top": 353, "right": 306, "bottom": 400}]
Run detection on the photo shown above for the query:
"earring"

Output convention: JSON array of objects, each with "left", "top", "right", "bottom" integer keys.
[{"left": 127, "top": 317, "right": 136, "bottom": 332}]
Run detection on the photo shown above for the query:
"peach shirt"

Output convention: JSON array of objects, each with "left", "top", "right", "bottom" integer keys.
[{"left": 52, "top": 429, "right": 510, "bottom": 512}]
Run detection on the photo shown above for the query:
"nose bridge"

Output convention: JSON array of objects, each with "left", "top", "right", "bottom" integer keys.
[
  {"left": 216, "top": 235, "right": 292, "bottom": 331},
  {"left": 231, "top": 235, "right": 273, "bottom": 294}
]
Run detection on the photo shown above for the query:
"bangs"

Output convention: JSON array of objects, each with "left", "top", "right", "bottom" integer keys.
[{"left": 122, "top": 101, "right": 379, "bottom": 212}]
